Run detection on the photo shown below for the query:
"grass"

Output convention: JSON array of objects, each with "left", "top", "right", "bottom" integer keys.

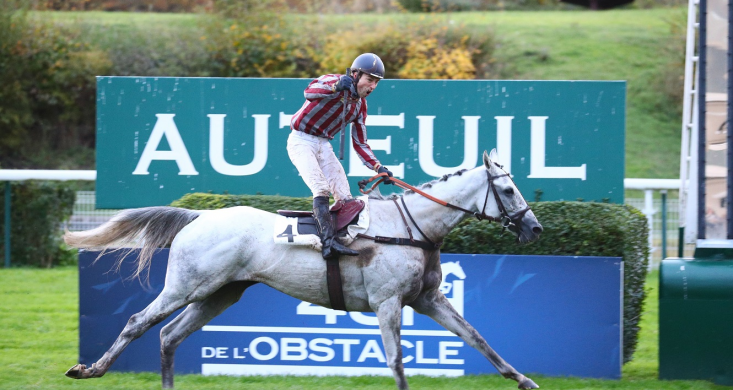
[
  {"left": 0, "top": 267, "right": 727, "bottom": 389},
  {"left": 30, "top": 8, "right": 686, "bottom": 178}
]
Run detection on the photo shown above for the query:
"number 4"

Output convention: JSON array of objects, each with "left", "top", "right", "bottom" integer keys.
[{"left": 277, "top": 225, "right": 295, "bottom": 242}]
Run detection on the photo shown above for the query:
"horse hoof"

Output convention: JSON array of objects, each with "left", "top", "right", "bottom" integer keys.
[
  {"left": 518, "top": 377, "right": 539, "bottom": 389},
  {"left": 65, "top": 364, "right": 86, "bottom": 379}
]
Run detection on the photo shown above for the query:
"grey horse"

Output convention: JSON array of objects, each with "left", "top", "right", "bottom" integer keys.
[{"left": 64, "top": 149, "right": 543, "bottom": 389}]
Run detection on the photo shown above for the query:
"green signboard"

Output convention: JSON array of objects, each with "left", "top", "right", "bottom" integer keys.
[{"left": 96, "top": 77, "right": 625, "bottom": 208}]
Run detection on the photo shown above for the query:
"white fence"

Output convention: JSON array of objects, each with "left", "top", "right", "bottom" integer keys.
[
  {"left": 64, "top": 191, "right": 119, "bottom": 232},
  {"left": 63, "top": 190, "right": 684, "bottom": 267},
  {"left": 0, "top": 169, "right": 682, "bottom": 268}
]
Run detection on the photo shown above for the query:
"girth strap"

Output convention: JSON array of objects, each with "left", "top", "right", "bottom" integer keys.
[
  {"left": 356, "top": 233, "right": 441, "bottom": 250},
  {"left": 326, "top": 258, "right": 346, "bottom": 311}
]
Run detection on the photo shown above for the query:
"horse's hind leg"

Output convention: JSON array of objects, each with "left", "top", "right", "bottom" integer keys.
[
  {"left": 160, "top": 281, "right": 256, "bottom": 389},
  {"left": 65, "top": 288, "right": 194, "bottom": 380},
  {"left": 410, "top": 290, "right": 539, "bottom": 390}
]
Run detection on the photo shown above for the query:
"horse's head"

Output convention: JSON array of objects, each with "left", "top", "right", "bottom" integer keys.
[{"left": 478, "top": 149, "right": 543, "bottom": 244}]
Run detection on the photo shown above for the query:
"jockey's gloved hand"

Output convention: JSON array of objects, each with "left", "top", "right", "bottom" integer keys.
[
  {"left": 334, "top": 75, "right": 354, "bottom": 92},
  {"left": 377, "top": 166, "right": 394, "bottom": 185}
]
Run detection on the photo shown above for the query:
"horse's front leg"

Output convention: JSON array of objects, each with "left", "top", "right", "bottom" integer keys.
[
  {"left": 373, "top": 296, "right": 409, "bottom": 390},
  {"left": 409, "top": 289, "right": 539, "bottom": 390}
]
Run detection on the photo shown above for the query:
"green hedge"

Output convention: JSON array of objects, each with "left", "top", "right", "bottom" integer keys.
[
  {"left": 444, "top": 201, "right": 649, "bottom": 365},
  {"left": 172, "top": 193, "right": 649, "bottom": 364},
  {"left": 0, "top": 181, "right": 76, "bottom": 267}
]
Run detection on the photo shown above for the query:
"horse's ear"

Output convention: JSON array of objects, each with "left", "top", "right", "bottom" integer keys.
[
  {"left": 483, "top": 150, "right": 491, "bottom": 169},
  {"left": 489, "top": 148, "right": 499, "bottom": 162}
]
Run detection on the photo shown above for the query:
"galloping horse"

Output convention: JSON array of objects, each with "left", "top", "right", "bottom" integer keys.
[{"left": 64, "top": 150, "right": 543, "bottom": 390}]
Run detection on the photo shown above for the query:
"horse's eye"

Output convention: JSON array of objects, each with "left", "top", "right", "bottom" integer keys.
[{"left": 504, "top": 188, "right": 515, "bottom": 196}]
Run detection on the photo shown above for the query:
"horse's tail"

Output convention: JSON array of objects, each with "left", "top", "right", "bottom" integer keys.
[{"left": 64, "top": 206, "right": 201, "bottom": 281}]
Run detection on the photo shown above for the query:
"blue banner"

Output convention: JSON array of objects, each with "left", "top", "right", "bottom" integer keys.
[{"left": 79, "top": 251, "right": 622, "bottom": 379}]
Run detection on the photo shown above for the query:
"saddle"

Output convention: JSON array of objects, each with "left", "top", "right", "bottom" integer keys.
[
  {"left": 277, "top": 199, "right": 365, "bottom": 235},
  {"left": 276, "top": 199, "right": 365, "bottom": 312}
]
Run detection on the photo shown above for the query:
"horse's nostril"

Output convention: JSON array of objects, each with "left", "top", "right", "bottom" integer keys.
[{"left": 533, "top": 225, "right": 543, "bottom": 234}]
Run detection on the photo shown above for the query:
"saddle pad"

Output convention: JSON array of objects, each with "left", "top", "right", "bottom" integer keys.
[
  {"left": 273, "top": 196, "right": 370, "bottom": 248},
  {"left": 272, "top": 215, "right": 322, "bottom": 249},
  {"left": 276, "top": 199, "right": 365, "bottom": 231}
]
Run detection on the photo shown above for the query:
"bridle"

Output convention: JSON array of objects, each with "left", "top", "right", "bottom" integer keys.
[{"left": 358, "top": 165, "right": 532, "bottom": 235}]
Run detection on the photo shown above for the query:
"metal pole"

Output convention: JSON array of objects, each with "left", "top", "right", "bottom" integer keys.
[
  {"left": 662, "top": 190, "right": 668, "bottom": 260},
  {"left": 4, "top": 182, "right": 10, "bottom": 268},
  {"left": 644, "top": 190, "right": 655, "bottom": 258},
  {"left": 679, "top": 226, "right": 685, "bottom": 257},
  {"left": 698, "top": 0, "right": 707, "bottom": 239},
  {"left": 728, "top": 0, "right": 733, "bottom": 238}
]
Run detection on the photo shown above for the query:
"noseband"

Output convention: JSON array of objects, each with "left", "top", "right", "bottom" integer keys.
[{"left": 476, "top": 169, "right": 532, "bottom": 233}]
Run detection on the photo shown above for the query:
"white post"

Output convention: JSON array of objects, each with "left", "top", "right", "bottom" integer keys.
[{"left": 643, "top": 189, "right": 656, "bottom": 269}]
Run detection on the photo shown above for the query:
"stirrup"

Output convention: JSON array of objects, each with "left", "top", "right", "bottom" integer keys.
[{"left": 323, "top": 239, "right": 359, "bottom": 259}]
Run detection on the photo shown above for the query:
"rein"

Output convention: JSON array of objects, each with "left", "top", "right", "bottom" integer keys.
[
  {"left": 358, "top": 169, "right": 532, "bottom": 236},
  {"left": 359, "top": 173, "right": 502, "bottom": 222}
]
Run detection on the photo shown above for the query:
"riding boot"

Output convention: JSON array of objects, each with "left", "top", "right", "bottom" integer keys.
[{"left": 313, "top": 196, "right": 359, "bottom": 260}]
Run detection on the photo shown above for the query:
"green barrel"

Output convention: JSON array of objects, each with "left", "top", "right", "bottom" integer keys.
[{"left": 659, "top": 258, "right": 733, "bottom": 386}]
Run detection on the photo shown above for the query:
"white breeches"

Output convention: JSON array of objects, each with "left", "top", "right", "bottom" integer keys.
[{"left": 287, "top": 130, "right": 352, "bottom": 201}]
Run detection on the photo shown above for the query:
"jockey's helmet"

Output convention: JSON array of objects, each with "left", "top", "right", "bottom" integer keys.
[{"left": 351, "top": 53, "right": 385, "bottom": 79}]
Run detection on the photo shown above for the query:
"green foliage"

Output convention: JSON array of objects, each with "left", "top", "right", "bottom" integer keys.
[
  {"left": 171, "top": 192, "right": 314, "bottom": 212},
  {"left": 0, "top": 3, "right": 33, "bottom": 154},
  {"left": 443, "top": 201, "right": 649, "bottom": 364},
  {"left": 4, "top": 10, "right": 685, "bottom": 177},
  {"left": 33, "top": 0, "right": 212, "bottom": 12},
  {"left": 313, "top": 19, "right": 496, "bottom": 80},
  {"left": 0, "top": 8, "right": 111, "bottom": 168},
  {"left": 0, "top": 181, "right": 76, "bottom": 268},
  {"left": 204, "top": 17, "right": 309, "bottom": 78},
  {"left": 172, "top": 194, "right": 649, "bottom": 364},
  {"left": 92, "top": 21, "right": 212, "bottom": 78}
]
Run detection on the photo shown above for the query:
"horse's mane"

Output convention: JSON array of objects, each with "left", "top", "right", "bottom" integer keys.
[{"left": 367, "top": 168, "right": 468, "bottom": 200}]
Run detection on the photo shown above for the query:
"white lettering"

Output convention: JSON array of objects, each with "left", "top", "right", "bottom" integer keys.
[
  {"left": 402, "top": 307, "right": 414, "bottom": 326},
  {"left": 349, "top": 312, "right": 378, "bottom": 326},
  {"left": 527, "top": 116, "right": 586, "bottom": 180},
  {"left": 439, "top": 341, "right": 464, "bottom": 365},
  {"left": 494, "top": 116, "right": 514, "bottom": 173},
  {"left": 446, "top": 280, "right": 464, "bottom": 316},
  {"left": 350, "top": 310, "right": 414, "bottom": 326},
  {"left": 280, "top": 338, "right": 308, "bottom": 361},
  {"left": 278, "top": 112, "right": 405, "bottom": 129},
  {"left": 334, "top": 339, "right": 360, "bottom": 362},
  {"left": 357, "top": 339, "right": 386, "bottom": 363},
  {"left": 348, "top": 135, "right": 405, "bottom": 178},
  {"left": 234, "top": 348, "right": 246, "bottom": 359},
  {"left": 296, "top": 301, "right": 346, "bottom": 324},
  {"left": 249, "top": 337, "right": 278, "bottom": 360},
  {"left": 208, "top": 114, "right": 270, "bottom": 176},
  {"left": 418, "top": 116, "right": 480, "bottom": 177},
  {"left": 308, "top": 338, "right": 335, "bottom": 362},
  {"left": 201, "top": 347, "right": 216, "bottom": 358},
  {"left": 215, "top": 347, "right": 229, "bottom": 358},
  {"left": 416, "top": 340, "right": 438, "bottom": 364},
  {"left": 347, "top": 113, "right": 405, "bottom": 178},
  {"left": 401, "top": 340, "right": 414, "bottom": 363},
  {"left": 133, "top": 114, "right": 198, "bottom": 175}
]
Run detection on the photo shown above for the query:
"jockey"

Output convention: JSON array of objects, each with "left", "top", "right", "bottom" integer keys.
[{"left": 287, "top": 53, "right": 394, "bottom": 260}]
